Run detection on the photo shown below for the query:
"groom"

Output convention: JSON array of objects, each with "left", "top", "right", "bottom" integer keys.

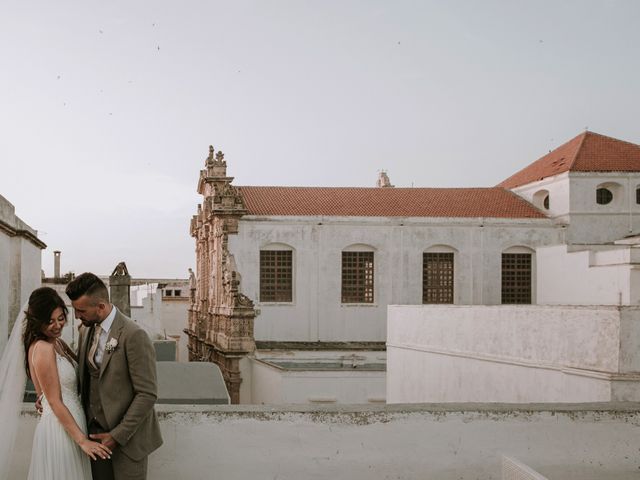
[{"left": 66, "top": 272, "right": 163, "bottom": 480}]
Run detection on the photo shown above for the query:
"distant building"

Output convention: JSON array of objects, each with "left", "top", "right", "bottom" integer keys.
[
  {"left": 130, "top": 280, "right": 190, "bottom": 362},
  {"left": 0, "top": 194, "right": 45, "bottom": 352},
  {"left": 187, "top": 132, "right": 640, "bottom": 404},
  {"left": 387, "top": 131, "right": 640, "bottom": 403}
]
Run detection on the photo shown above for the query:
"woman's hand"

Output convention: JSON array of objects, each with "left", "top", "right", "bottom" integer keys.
[{"left": 79, "top": 438, "right": 112, "bottom": 461}]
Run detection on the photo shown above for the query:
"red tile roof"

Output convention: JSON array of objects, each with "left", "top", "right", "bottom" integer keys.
[
  {"left": 237, "top": 187, "right": 546, "bottom": 218},
  {"left": 498, "top": 131, "right": 640, "bottom": 189}
]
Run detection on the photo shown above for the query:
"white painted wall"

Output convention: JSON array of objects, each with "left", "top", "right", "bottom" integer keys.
[
  {"left": 510, "top": 173, "right": 571, "bottom": 221},
  {"left": 130, "top": 284, "right": 190, "bottom": 361},
  {"left": 387, "top": 305, "right": 640, "bottom": 403},
  {"left": 230, "top": 216, "right": 561, "bottom": 342},
  {"left": 511, "top": 172, "right": 640, "bottom": 245},
  {"left": 0, "top": 194, "right": 43, "bottom": 353},
  {"left": 566, "top": 173, "right": 640, "bottom": 244},
  {"left": 537, "top": 244, "right": 640, "bottom": 305},
  {"left": 10, "top": 404, "right": 640, "bottom": 480},
  {"left": 246, "top": 351, "right": 386, "bottom": 405}
]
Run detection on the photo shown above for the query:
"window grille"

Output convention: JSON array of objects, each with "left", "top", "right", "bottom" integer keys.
[
  {"left": 341, "top": 251, "right": 374, "bottom": 303},
  {"left": 501, "top": 253, "right": 531, "bottom": 304},
  {"left": 423, "top": 252, "right": 454, "bottom": 304},
  {"left": 596, "top": 188, "right": 613, "bottom": 205},
  {"left": 260, "top": 250, "right": 293, "bottom": 302}
]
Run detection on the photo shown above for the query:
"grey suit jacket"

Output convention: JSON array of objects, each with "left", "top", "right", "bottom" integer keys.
[{"left": 78, "top": 308, "right": 163, "bottom": 461}]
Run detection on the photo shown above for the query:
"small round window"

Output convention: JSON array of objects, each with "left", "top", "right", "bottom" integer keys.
[
  {"left": 596, "top": 188, "right": 613, "bottom": 205},
  {"left": 543, "top": 195, "right": 550, "bottom": 210}
]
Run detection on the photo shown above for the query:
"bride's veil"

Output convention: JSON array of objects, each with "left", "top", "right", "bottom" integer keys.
[{"left": 0, "top": 303, "right": 28, "bottom": 480}]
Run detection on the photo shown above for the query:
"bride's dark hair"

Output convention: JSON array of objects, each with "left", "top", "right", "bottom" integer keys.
[{"left": 22, "top": 287, "right": 68, "bottom": 379}]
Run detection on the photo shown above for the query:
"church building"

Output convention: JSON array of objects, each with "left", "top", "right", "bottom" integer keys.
[{"left": 186, "top": 131, "right": 640, "bottom": 404}]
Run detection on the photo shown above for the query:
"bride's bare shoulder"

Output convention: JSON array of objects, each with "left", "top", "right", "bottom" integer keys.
[{"left": 29, "top": 340, "right": 55, "bottom": 359}]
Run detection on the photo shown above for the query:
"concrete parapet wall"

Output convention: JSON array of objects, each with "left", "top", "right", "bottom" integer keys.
[
  {"left": 387, "top": 305, "right": 640, "bottom": 403},
  {"left": 10, "top": 403, "right": 640, "bottom": 479}
]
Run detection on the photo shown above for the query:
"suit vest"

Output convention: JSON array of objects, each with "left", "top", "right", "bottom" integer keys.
[{"left": 86, "top": 357, "right": 108, "bottom": 429}]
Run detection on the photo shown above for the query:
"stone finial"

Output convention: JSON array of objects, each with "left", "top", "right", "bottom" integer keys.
[
  {"left": 376, "top": 170, "right": 394, "bottom": 188},
  {"left": 206, "top": 145, "right": 215, "bottom": 165},
  {"left": 216, "top": 151, "right": 225, "bottom": 162}
]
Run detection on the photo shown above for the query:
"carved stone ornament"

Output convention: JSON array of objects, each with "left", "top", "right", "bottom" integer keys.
[{"left": 111, "top": 261, "right": 129, "bottom": 277}]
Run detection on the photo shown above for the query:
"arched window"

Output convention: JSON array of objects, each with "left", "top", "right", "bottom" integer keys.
[
  {"left": 342, "top": 244, "right": 375, "bottom": 303},
  {"left": 260, "top": 243, "right": 294, "bottom": 302},
  {"left": 501, "top": 246, "right": 534, "bottom": 304},
  {"left": 595, "top": 182, "right": 622, "bottom": 206},
  {"left": 532, "top": 189, "right": 550, "bottom": 211},
  {"left": 423, "top": 245, "right": 457, "bottom": 304},
  {"left": 596, "top": 188, "right": 613, "bottom": 205}
]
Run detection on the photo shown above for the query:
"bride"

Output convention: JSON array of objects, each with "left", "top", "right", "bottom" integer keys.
[{"left": 0, "top": 287, "right": 110, "bottom": 479}]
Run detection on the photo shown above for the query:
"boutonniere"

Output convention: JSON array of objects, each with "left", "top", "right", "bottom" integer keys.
[{"left": 105, "top": 338, "right": 118, "bottom": 353}]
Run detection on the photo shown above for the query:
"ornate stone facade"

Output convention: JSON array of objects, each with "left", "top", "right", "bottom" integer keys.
[{"left": 185, "top": 146, "right": 256, "bottom": 404}]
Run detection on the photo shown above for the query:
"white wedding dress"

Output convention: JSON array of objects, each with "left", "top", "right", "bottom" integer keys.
[{"left": 27, "top": 352, "right": 92, "bottom": 480}]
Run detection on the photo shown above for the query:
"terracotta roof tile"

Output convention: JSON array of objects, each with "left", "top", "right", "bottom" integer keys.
[
  {"left": 498, "top": 131, "right": 640, "bottom": 189},
  {"left": 237, "top": 187, "right": 546, "bottom": 218}
]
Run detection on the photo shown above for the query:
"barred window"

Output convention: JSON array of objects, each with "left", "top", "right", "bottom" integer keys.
[
  {"left": 596, "top": 188, "right": 613, "bottom": 205},
  {"left": 501, "top": 253, "right": 531, "bottom": 304},
  {"left": 341, "top": 251, "right": 374, "bottom": 303},
  {"left": 423, "top": 252, "right": 454, "bottom": 304},
  {"left": 260, "top": 250, "right": 293, "bottom": 302}
]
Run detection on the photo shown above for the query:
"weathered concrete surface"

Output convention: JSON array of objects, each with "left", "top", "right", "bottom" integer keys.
[
  {"left": 0, "top": 194, "right": 44, "bottom": 353},
  {"left": 230, "top": 216, "right": 561, "bottom": 344},
  {"left": 156, "top": 361, "right": 229, "bottom": 404},
  {"left": 387, "top": 305, "right": 640, "bottom": 403},
  {"left": 10, "top": 403, "right": 640, "bottom": 479}
]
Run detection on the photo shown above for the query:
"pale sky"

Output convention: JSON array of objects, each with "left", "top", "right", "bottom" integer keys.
[{"left": 1, "top": 0, "right": 639, "bottom": 278}]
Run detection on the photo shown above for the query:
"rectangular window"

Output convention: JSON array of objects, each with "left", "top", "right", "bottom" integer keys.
[
  {"left": 165, "top": 290, "right": 172, "bottom": 297},
  {"left": 501, "top": 253, "right": 532, "bottom": 304},
  {"left": 423, "top": 252, "right": 454, "bottom": 304},
  {"left": 174, "top": 290, "right": 182, "bottom": 297},
  {"left": 260, "top": 250, "right": 293, "bottom": 302},
  {"left": 341, "top": 251, "right": 374, "bottom": 303}
]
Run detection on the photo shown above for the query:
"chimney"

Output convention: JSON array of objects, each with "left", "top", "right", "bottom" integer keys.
[{"left": 54, "top": 251, "right": 61, "bottom": 279}]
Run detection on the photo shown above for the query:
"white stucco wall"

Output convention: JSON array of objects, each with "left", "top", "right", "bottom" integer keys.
[
  {"left": 130, "top": 285, "right": 190, "bottom": 361},
  {"left": 10, "top": 404, "right": 640, "bottom": 480},
  {"left": 387, "top": 305, "right": 640, "bottom": 404},
  {"left": 537, "top": 244, "right": 640, "bottom": 305},
  {"left": 230, "top": 216, "right": 561, "bottom": 342},
  {"left": 511, "top": 172, "right": 640, "bottom": 245},
  {"left": 565, "top": 173, "right": 639, "bottom": 244},
  {"left": 510, "top": 173, "right": 571, "bottom": 221},
  {"left": 0, "top": 195, "right": 43, "bottom": 353},
  {"left": 248, "top": 351, "right": 386, "bottom": 405}
]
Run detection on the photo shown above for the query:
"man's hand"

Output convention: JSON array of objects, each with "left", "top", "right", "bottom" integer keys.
[{"left": 89, "top": 432, "right": 118, "bottom": 451}]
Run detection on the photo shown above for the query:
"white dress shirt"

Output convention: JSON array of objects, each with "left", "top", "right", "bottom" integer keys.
[{"left": 94, "top": 306, "right": 117, "bottom": 367}]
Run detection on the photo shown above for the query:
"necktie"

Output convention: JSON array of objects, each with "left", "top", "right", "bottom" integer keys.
[{"left": 87, "top": 325, "right": 102, "bottom": 370}]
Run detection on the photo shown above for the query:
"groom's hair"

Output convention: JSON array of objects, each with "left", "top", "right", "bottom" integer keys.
[{"left": 65, "top": 272, "right": 110, "bottom": 304}]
